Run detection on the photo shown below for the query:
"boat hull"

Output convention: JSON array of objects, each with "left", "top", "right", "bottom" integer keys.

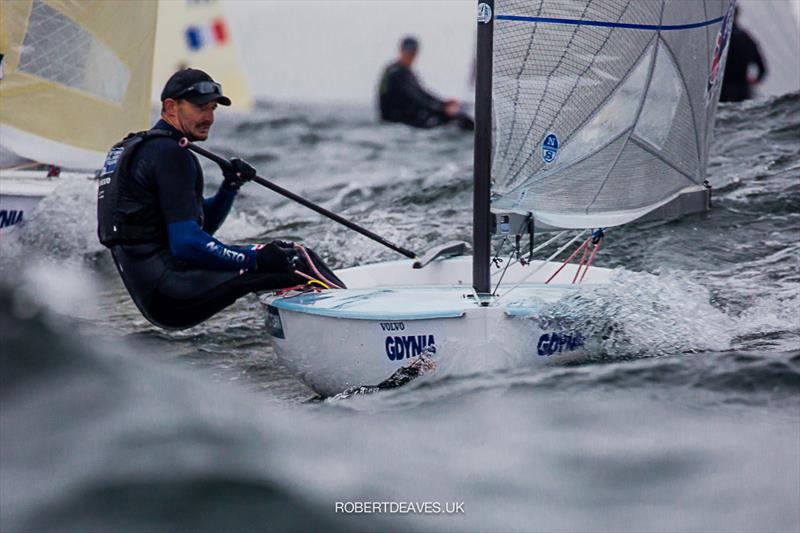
[
  {"left": 0, "top": 193, "right": 42, "bottom": 233},
  {"left": 263, "top": 257, "right": 612, "bottom": 396},
  {"left": 0, "top": 171, "right": 70, "bottom": 234},
  {"left": 268, "top": 300, "right": 595, "bottom": 396}
]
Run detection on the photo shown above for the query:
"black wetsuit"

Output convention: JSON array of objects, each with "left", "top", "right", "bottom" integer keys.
[
  {"left": 378, "top": 61, "right": 472, "bottom": 130},
  {"left": 721, "top": 24, "right": 767, "bottom": 102},
  {"left": 105, "top": 120, "right": 298, "bottom": 329}
]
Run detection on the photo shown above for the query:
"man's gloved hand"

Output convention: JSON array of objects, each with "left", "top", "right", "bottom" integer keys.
[
  {"left": 222, "top": 157, "right": 256, "bottom": 191},
  {"left": 269, "top": 240, "right": 295, "bottom": 250},
  {"left": 254, "top": 241, "right": 296, "bottom": 273}
]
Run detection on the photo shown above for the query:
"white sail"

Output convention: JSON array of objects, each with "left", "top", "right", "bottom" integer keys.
[
  {"left": 0, "top": 0, "right": 158, "bottom": 170},
  {"left": 737, "top": 0, "right": 800, "bottom": 96},
  {"left": 491, "top": 0, "right": 734, "bottom": 229},
  {"left": 151, "top": 0, "right": 253, "bottom": 111}
]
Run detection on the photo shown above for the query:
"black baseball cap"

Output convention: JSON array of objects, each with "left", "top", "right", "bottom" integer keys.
[
  {"left": 160, "top": 68, "right": 231, "bottom": 106},
  {"left": 400, "top": 36, "right": 419, "bottom": 53}
]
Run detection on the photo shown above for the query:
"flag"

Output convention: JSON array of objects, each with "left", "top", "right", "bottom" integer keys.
[{"left": 185, "top": 18, "right": 229, "bottom": 51}]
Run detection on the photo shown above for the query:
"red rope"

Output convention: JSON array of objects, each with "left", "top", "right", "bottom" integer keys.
[
  {"left": 294, "top": 244, "right": 343, "bottom": 289},
  {"left": 579, "top": 238, "right": 603, "bottom": 283},
  {"left": 274, "top": 284, "right": 312, "bottom": 296},
  {"left": 571, "top": 241, "right": 591, "bottom": 284},
  {"left": 545, "top": 237, "right": 590, "bottom": 284}
]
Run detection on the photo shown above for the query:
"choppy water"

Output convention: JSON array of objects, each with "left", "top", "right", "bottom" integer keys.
[{"left": 2, "top": 94, "right": 799, "bottom": 532}]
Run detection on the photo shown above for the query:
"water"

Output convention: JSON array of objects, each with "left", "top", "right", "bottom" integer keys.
[{"left": 2, "top": 94, "right": 799, "bottom": 532}]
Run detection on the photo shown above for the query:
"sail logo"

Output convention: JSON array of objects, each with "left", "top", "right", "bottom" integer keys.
[
  {"left": 386, "top": 335, "right": 436, "bottom": 361},
  {"left": 185, "top": 19, "right": 229, "bottom": 51},
  {"left": 537, "top": 331, "right": 584, "bottom": 356},
  {"left": 477, "top": 3, "right": 493, "bottom": 24},
  {"left": 541, "top": 133, "right": 559, "bottom": 163},
  {"left": 0, "top": 210, "right": 23, "bottom": 229},
  {"left": 706, "top": 0, "right": 736, "bottom": 100}
]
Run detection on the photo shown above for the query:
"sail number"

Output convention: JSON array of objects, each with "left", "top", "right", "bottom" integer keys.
[{"left": 537, "top": 331, "right": 584, "bottom": 356}]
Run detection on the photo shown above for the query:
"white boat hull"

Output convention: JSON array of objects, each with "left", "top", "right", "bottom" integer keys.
[
  {"left": 0, "top": 193, "right": 41, "bottom": 233},
  {"left": 0, "top": 170, "right": 87, "bottom": 234},
  {"left": 263, "top": 256, "right": 613, "bottom": 396}
]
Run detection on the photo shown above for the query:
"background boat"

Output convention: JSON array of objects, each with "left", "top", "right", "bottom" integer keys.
[
  {"left": 0, "top": 0, "right": 157, "bottom": 235},
  {"left": 0, "top": 0, "right": 252, "bottom": 236}
]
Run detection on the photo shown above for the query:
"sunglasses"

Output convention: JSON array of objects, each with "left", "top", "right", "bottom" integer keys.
[{"left": 171, "top": 81, "right": 222, "bottom": 100}]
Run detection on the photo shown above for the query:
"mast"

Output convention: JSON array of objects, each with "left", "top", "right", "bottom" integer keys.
[{"left": 473, "top": 0, "right": 494, "bottom": 295}]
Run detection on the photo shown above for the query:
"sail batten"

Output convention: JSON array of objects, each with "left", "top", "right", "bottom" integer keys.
[{"left": 492, "top": 0, "right": 733, "bottom": 229}]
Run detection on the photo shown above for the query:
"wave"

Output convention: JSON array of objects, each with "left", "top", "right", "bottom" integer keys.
[{"left": 0, "top": 279, "right": 396, "bottom": 532}]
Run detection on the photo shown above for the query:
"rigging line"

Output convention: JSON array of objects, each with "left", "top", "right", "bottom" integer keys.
[
  {"left": 492, "top": 237, "right": 514, "bottom": 295},
  {"left": 579, "top": 237, "right": 603, "bottom": 283},
  {"left": 492, "top": 250, "right": 514, "bottom": 295},
  {"left": 487, "top": 235, "right": 509, "bottom": 291},
  {"left": 572, "top": 241, "right": 591, "bottom": 284},
  {"left": 490, "top": 235, "right": 509, "bottom": 277},
  {"left": 545, "top": 236, "right": 591, "bottom": 284},
  {"left": 493, "top": 235, "right": 509, "bottom": 262},
  {"left": 491, "top": 230, "right": 587, "bottom": 305},
  {"left": 490, "top": 230, "right": 567, "bottom": 279}
]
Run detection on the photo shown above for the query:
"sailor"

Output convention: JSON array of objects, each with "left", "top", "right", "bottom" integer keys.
[
  {"left": 720, "top": 7, "right": 767, "bottom": 102},
  {"left": 97, "top": 68, "right": 341, "bottom": 329},
  {"left": 378, "top": 36, "right": 474, "bottom": 130}
]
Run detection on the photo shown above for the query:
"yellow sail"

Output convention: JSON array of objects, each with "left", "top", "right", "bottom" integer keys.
[
  {"left": 0, "top": 0, "right": 158, "bottom": 169},
  {"left": 152, "top": 0, "right": 253, "bottom": 111}
]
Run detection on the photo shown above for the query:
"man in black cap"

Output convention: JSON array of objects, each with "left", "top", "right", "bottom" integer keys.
[
  {"left": 97, "top": 68, "right": 341, "bottom": 329},
  {"left": 378, "top": 36, "right": 473, "bottom": 130}
]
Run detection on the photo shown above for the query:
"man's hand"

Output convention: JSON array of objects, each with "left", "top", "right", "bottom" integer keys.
[
  {"left": 222, "top": 157, "right": 256, "bottom": 191},
  {"left": 253, "top": 241, "right": 295, "bottom": 273},
  {"left": 444, "top": 99, "right": 461, "bottom": 118}
]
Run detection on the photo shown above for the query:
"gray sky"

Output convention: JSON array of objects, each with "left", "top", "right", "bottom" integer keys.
[{"left": 225, "top": 0, "right": 475, "bottom": 104}]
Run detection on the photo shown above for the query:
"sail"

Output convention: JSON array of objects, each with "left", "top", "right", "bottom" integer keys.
[
  {"left": 0, "top": 0, "right": 157, "bottom": 170},
  {"left": 152, "top": 0, "right": 253, "bottom": 111},
  {"left": 490, "top": 0, "right": 734, "bottom": 229},
  {"left": 737, "top": 0, "right": 800, "bottom": 96}
]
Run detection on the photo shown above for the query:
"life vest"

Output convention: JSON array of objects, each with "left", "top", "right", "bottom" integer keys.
[{"left": 96, "top": 129, "right": 177, "bottom": 247}]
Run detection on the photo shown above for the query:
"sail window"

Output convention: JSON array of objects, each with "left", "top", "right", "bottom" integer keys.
[
  {"left": 554, "top": 45, "right": 652, "bottom": 168},
  {"left": 17, "top": 0, "right": 129, "bottom": 104},
  {"left": 633, "top": 42, "right": 683, "bottom": 150}
]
